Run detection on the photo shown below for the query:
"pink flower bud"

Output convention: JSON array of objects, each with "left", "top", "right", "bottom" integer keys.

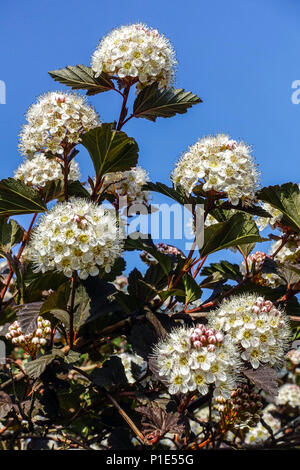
[
  {"left": 207, "top": 344, "right": 216, "bottom": 352},
  {"left": 208, "top": 335, "right": 217, "bottom": 344},
  {"left": 215, "top": 332, "right": 224, "bottom": 342},
  {"left": 193, "top": 341, "right": 202, "bottom": 349}
]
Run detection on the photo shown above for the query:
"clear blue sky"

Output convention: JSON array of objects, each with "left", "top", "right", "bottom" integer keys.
[{"left": 0, "top": 0, "right": 299, "bottom": 271}]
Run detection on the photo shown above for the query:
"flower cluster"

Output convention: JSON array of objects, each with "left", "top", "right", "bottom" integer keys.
[
  {"left": 140, "top": 243, "right": 183, "bottom": 266},
  {"left": 215, "top": 383, "right": 263, "bottom": 430},
  {"left": 171, "top": 134, "right": 260, "bottom": 205},
  {"left": 103, "top": 166, "right": 150, "bottom": 205},
  {"left": 6, "top": 317, "right": 51, "bottom": 357},
  {"left": 157, "top": 243, "right": 183, "bottom": 257},
  {"left": 117, "top": 352, "right": 147, "bottom": 384},
  {"left": 19, "top": 91, "right": 100, "bottom": 157},
  {"left": 91, "top": 24, "right": 176, "bottom": 90},
  {"left": 286, "top": 349, "right": 300, "bottom": 366},
  {"left": 271, "top": 236, "right": 300, "bottom": 264},
  {"left": 245, "top": 404, "right": 281, "bottom": 445},
  {"left": 27, "top": 198, "right": 125, "bottom": 279},
  {"left": 209, "top": 294, "right": 291, "bottom": 369},
  {"left": 14, "top": 153, "right": 80, "bottom": 188},
  {"left": 257, "top": 202, "right": 283, "bottom": 231},
  {"left": 152, "top": 324, "right": 240, "bottom": 398},
  {"left": 276, "top": 384, "right": 300, "bottom": 408},
  {"left": 239, "top": 251, "right": 281, "bottom": 287}
]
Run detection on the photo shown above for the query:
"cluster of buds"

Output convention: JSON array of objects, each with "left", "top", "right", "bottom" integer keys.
[
  {"left": 215, "top": 383, "right": 263, "bottom": 430},
  {"left": 6, "top": 317, "right": 51, "bottom": 357},
  {"left": 156, "top": 243, "right": 183, "bottom": 257},
  {"left": 252, "top": 297, "right": 277, "bottom": 314},
  {"left": 140, "top": 243, "right": 183, "bottom": 266},
  {"left": 190, "top": 324, "right": 224, "bottom": 352}
]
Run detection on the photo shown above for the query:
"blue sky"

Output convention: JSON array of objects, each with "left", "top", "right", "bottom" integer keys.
[{"left": 0, "top": 0, "right": 299, "bottom": 272}]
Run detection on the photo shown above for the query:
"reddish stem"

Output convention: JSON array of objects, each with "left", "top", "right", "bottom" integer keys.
[{"left": 0, "top": 212, "right": 38, "bottom": 305}]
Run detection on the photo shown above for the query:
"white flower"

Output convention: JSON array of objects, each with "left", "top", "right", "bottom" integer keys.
[
  {"left": 171, "top": 134, "right": 260, "bottom": 206},
  {"left": 14, "top": 153, "right": 80, "bottom": 188},
  {"left": 209, "top": 294, "right": 291, "bottom": 369},
  {"left": 19, "top": 91, "right": 100, "bottom": 157},
  {"left": 6, "top": 317, "right": 51, "bottom": 356},
  {"left": 270, "top": 236, "right": 300, "bottom": 264},
  {"left": 27, "top": 197, "right": 125, "bottom": 279},
  {"left": 276, "top": 384, "right": 300, "bottom": 408},
  {"left": 91, "top": 24, "right": 176, "bottom": 90},
  {"left": 245, "top": 404, "right": 281, "bottom": 445},
  {"left": 102, "top": 166, "right": 150, "bottom": 205},
  {"left": 152, "top": 324, "right": 240, "bottom": 398},
  {"left": 117, "top": 352, "right": 147, "bottom": 384},
  {"left": 286, "top": 349, "right": 300, "bottom": 365},
  {"left": 257, "top": 202, "right": 283, "bottom": 231}
]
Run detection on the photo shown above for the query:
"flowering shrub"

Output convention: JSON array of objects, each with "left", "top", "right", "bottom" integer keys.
[{"left": 0, "top": 23, "right": 299, "bottom": 451}]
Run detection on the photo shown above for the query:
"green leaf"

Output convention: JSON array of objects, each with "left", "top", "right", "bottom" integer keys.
[
  {"left": 48, "top": 65, "right": 115, "bottom": 95},
  {"left": 182, "top": 273, "right": 202, "bottom": 304},
  {"left": 25, "top": 269, "right": 67, "bottom": 293},
  {"left": 144, "top": 182, "right": 194, "bottom": 206},
  {"left": 17, "top": 302, "right": 43, "bottom": 335},
  {"left": 133, "top": 83, "right": 202, "bottom": 122},
  {"left": 201, "top": 213, "right": 262, "bottom": 257},
  {"left": 40, "top": 283, "right": 71, "bottom": 315},
  {"left": 201, "top": 261, "right": 242, "bottom": 282},
  {"left": 73, "top": 284, "right": 91, "bottom": 331},
  {"left": 257, "top": 182, "right": 300, "bottom": 232},
  {"left": 68, "top": 180, "right": 91, "bottom": 199},
  {"left": 81, "top": 124, "right": 139, "bottom": 178},
  {"left": 0, "top": 178, "right": 47, "bottom": 216},
  {"left": 24, "top": 352, "right": 59, "bottom": 379},
  {"left": 0, "top": 218, "right": 24, "bottom": 256}
]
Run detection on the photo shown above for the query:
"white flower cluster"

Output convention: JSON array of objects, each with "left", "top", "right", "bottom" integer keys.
[
  {"left": 171, "top": 134, "right": 259, "bottom": 206},
  {"left": 270, "top": 236, "right": 300, "bottom": 264},
  {"left": 103, "top": 166, "right": 150, "bottom": 205},
  {"left": 19, "top": 91, "right": 100, "bottom": 157},
  {"left": 152, "top": 324, "right": 240, "bottom": 398},
  {"left": 276, "top": 384, "right": 300, "bottom": 408},
  {"left": 239, "top": 251, "right": 281, "bottom": 287},
  {"left": 27, "top": 198, "right": 125, "bottom": 280},
  {"left": 209, "top": 294, "right": 290, "bottom": 369},
  {"left": 14, "top": 153, "right": 80, "bottom": 188},
  {"left": 117, "top": 352, "right": 147, "bottom": 384},
  {"left": 257, "top": 202, "right": 283, "bottom": 231},
  {"left": 286, "top": 349, "right": 300, "bottom": 365},
  {"left": 91, "top": 24, "right": 176, "bottom": 89},
  {"left": 6, "top": 317, "right": 51, "bottom": 356},
  {"left": 245, "top": 404, "right": 281, "bottom": 445}
]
